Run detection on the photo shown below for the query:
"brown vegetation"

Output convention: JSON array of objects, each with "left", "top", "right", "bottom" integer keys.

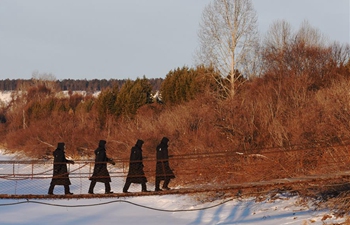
[{"left": 1, "top": 23, "right": 350, "bottom": 214}]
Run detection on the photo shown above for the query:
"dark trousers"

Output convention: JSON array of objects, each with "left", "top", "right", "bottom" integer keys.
[
  {"left": 48, "top": 184, "right": 70, "bottom": 194},
  {"left": 123, "top": 179, "right": 147, "bottom": 192},
  {"left": 155, "top": 177, "right": 171, "bottom": 190},
  {"left": 88, "top": 181, "right": 111, "bottom": 193}
]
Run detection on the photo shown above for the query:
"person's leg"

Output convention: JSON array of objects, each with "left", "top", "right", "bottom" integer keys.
[
  {"left": 88, "top": 181, "right": 96, "bottom": 194},
  {"left": 123, "top": 179, "right": 131, "bottom": 193},
  {"left": 48, "top": 184, "right": 55, "bottom": 195},
  {"left": 155, "top": 177, "right": 162, "bottom": 191},
  {"left": 64, "top": 185, "right": 73, "bottom": 195},
  {"left": 141, "top": 182, "right": 148, "bottom": 192},
  {"left": 162, "top": 178, "right": 171, "bottom": 190},
  {"left": 105, "top": 182, "right": 113, "bottom": 194}
]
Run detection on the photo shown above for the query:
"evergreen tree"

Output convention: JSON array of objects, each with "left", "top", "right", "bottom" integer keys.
[
  {"left": 94, "top": 86, "right": 119, "bottom": 127},
  {"left": 160, "top": 66, "right": 216, "bottom": 105},
  {"left": 115, "top": 77, "right": 152, "bottom": 117}
]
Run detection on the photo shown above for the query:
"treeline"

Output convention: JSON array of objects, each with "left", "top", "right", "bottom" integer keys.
[{"left": 0, "top": 78, "right": 163, "bottom": 92}]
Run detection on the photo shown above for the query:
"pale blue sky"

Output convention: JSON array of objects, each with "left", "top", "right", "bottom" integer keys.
[{"left": 0, "top": 0, "right": 349, "bottom": 80}]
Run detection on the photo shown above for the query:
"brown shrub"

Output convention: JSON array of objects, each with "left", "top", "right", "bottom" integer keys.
[{"left": 1, "top": 56, "right": 350, "bottom": 191}]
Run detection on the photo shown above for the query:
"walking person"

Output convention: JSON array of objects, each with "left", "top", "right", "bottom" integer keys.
[
  {"left": 48, "top": 142, "right": 75, "bottom": 195},
  {"left": 88, "top": 140, "right": 115, "bottom": 194},
  {"left": 123, "top": 139, "right": 148, "bottom": 193},
  {"left": 155, "top": 137, "right": 175, "bottom": 191}
]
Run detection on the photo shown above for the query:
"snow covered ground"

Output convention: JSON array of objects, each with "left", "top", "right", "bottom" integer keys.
[
  {"left": 0, "top": 91, "right": 13, "bottom": 106},
  {"left": 0, "top": 150, "right": 346, "bottom": 225}
]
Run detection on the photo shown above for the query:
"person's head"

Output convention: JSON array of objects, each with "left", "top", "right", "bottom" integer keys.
[
  {"left": 57, "top": 142, "right": 65, "bottom": 150},
  {"left": 161, "top": 137, "right": 169, "bottom": 145},
  {"left": 136, "top": 139, "right": 144, "bottom": 148},
  {"left": 98, "top": 140, "right": 107, "bottom": 148}
]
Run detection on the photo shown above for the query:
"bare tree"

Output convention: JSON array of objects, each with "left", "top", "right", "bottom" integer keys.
[
  {"left": 264, "top": 20, "right": 327, "bottom": 52},
  {"left": 196, "top": 0, "right": 258, "bottom": 98},
  {"left": 31, "top": 70, "right": 58, "bottom": 91},
  {"left": 261, "top": 20, "right": 293, "bottom": 75},
  {"left": 296, "top": 20, "right": 328, "bottom": 47},
  {"left": 264, "top": 20, "right": 293, "bottom": 53}
]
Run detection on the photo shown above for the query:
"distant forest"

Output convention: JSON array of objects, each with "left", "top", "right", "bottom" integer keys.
[{"left": 0, "top": 78, "right": 164, "bottom": 92}]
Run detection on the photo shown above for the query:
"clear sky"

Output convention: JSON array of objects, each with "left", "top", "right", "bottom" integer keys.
[{"left": 0, "top": 0, "right": 349, "bottom": 80}]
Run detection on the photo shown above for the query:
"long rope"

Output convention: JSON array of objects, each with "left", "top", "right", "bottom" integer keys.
[{"left": 0, "top": 198, "right": 235, "bottom": 212}]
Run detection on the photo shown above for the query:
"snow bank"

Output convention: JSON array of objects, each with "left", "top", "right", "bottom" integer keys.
[{"left": 0, "top": 91, "right": 13, "bottom": 106}]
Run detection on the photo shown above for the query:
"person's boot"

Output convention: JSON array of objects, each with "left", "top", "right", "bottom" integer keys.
[
  {"left": 105, "top": 182, "right": 113, "bottom": 194},
  {"left": 162, "top": 178, "right": 171, "bottom": 190},
  {"left": 141, "top": 183, "right": 149, "bottom": 192},
  {"left": 88, "top": 181, "right": 96, "bottom": 194},
  {"left": 123, "top": 180, "right": 131, "bottom": 193},
  {"left": 155, "top": 179, "right": 162, "bottom": 191},
  {"left": 48, "top": 184, "right": 55, "bottom": 195},
  {"left": 64, "top": 185, "right": 73, "bottom": 195}
]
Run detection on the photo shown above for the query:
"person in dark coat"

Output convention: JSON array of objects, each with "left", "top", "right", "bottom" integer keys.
[
  {"left": 48, "top": 142, "right": 75, "bottom": 195},
  {"left": 155, "top": 137, "right": 175, "bottom": 191},
  {"left": 88, "top": 140, "right": 115, "bottom": 194},
  {"left": 123, "top": 139, "right": 148, "bottom": 193}
]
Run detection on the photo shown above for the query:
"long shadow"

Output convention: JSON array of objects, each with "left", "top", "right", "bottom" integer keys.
[
  {"left": 223, "top": 200, "right": 252, "bottom": 223},
  {"left": 188, "top": 210, "right": 204, "bottom": 225},
  {"left": 237, "top": 200, "right": 253, "bottom": 221},
  {"left": 188, "top": 200, "right": 242, "bottom": 225},
  {"left": 217, "top": 210, "right": 316, "bottom": 224},
  {"left": 208, "top": 204, "right": 225, "bottom": 224}
]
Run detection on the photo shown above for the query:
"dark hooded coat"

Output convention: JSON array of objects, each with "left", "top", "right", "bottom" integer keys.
[
  {"left": 50, "top": 143, "right": 74, "bottom": 185},
  {"left": 126, "top": 139, "right": 147, "bottom": 183},
  {"left": 156, "top": 137, "right": 175, "bottom": 180},
  {"left": 90, "top": 140, "right": 114, "bottom": 183}
]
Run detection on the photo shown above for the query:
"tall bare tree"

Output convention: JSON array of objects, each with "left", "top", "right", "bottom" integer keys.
[
  {"left": 264, "top": 20, "right": 326, "bottom": 51},
  {"left": 196, "top": 0, "right": 258, "bottom": 98},
  {"left": 262, "top": 20, "right": 331, "bottom": 78},
  {"left": 262, "top": 20, "right": 293, "bottom": 75},
  {"left": 264, "top": 20, "right": 293, "bottom": 53},
  {"left": 296, "top": 20, "right": 327, "bottom": 47}
]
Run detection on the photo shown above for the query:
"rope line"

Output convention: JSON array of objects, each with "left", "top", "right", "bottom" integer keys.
[
  {"left": 0, "top": 198, "right": 235, "bottom": 212},
  {"left": 0, "top": 163, "right": 88, "bottom": 181}
]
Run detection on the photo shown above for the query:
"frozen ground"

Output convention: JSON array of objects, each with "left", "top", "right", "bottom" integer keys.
[
  {"left": 0, "top": 91, "right": 13, "bottom": 106},
  {"left": 0, "top": 149, "right": 346, "bottom": 225},
  {"left": 0, "top": 91, "right": 100, "bottom": 107}
]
